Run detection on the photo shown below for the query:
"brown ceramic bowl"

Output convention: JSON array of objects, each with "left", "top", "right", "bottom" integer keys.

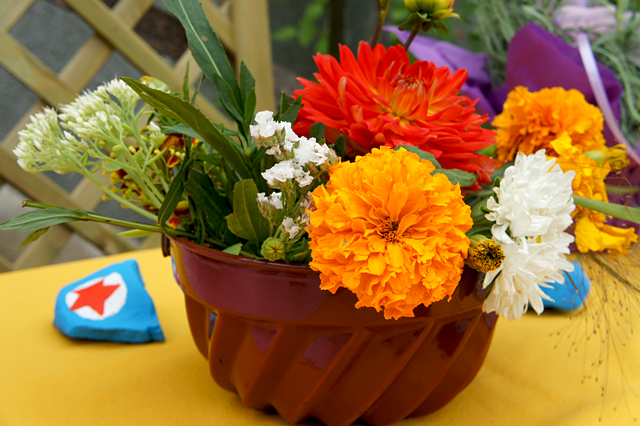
[{"left": 169, "top": 236, "right": 497, "bottom": 426}]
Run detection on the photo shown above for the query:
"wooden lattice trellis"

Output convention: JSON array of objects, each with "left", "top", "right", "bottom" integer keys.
[{"left": 0, "top": 0, "right": 275, "bottom": 272}]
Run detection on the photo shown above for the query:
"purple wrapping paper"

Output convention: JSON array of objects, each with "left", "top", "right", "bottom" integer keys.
[{"left": 506, "top": 23, "right": 623, "bottom": 146}]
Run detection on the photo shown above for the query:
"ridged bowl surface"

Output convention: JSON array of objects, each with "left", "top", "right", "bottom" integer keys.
[{"left": 169, "top": 237, "right": 497, "bottom": 426}]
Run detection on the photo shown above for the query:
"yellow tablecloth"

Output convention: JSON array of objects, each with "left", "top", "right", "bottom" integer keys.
[{"left": 1, "top": 249, "right": 638, "bottom": 425}]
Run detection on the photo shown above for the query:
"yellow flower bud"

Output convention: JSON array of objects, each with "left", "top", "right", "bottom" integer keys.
[
  {"left": 605, "top": 145, "right": 630, "bottom": 171},
  {"left": 404, "top": 0, "right": 455, "bottom": 15},
  {"left": 584, "top": 145, "right": 630, "bottom": 171},
  {"left": 140, "top": 76, "right": 170, "bottom": 92},
  {"left": 465, "top": 235, "right": 504, "bottom": 273}
]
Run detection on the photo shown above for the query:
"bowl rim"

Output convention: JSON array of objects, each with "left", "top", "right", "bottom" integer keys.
[{"left": 168, "top": 235, "right": 318, "bottom": 274}]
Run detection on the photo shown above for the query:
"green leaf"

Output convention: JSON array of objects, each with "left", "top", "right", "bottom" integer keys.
[
  {"left": 331, "top": 134, "right": 347, "bottom": 160},
  {"left": 158, "top": 171, "right": 184, "bottom": 227},
  {"left": 243, "top": 88, "right": 257, "bottom": 128},
  {"left": 118, "top": 229, "right": 156, "bottom": 238},
  {"left": 184, "top": 170, "right": 231, "bottom": 221},
  {"left": 277, "top": 91, "right": 293, "bottom": 119},
  {"left": 435, "top": 169, "right": 478, "bottom": 187},
  {"left": 309, "top": 122, "right": 325, "bottom": 140},
  {"left": 279, "top": 95, "right": 303, "bottom": 124},
  {"left": 163, "top": 123, "right": 235, "bottom": 139},
  {"left": 182, "top": 61, "right": 190, "bottom": 101},
  {"left": 162, "top": 123, "right": 202, "bottom": 140},
  {"left": 213, "top": 73, "right": 244, "bottom": 124},
  {"left": 573, "top": 195, "right": 640, "bottom": 224},
  {"left": 225, "top": 212, "right": 250, "bottom": 241},
  {"left": 122, "top": 78, "right": 252, "bottom": 181},
  {"left": 101, "top": 161, "right": 121, "bottom": 173},
  {"left": 239, "top": 61, "right": 255, "bottom": 106},
  {"left": 14, "top": 227, "right": 50, "bottom": 249},
  {"left": 225, "top": 180, "right": 269, "bottom": 247},
  {"left": 161, "top": 0, "right": 240, "bottom": 103},
  {"left": 0, "top": 208, "right": 83, "bottom": 232},
  {"left": 393, "top": 145, "right": 442, "bottom": 168},
  {"left": 222, "top": 243, "right": 243, "bottom": 255}
]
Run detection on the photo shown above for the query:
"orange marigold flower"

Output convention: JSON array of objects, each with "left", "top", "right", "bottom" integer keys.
[
  {"left": 492, "top": 86, "right": 606, "bottom": 164},
  {"left": 292, "top": 42, "right": 495, "bottom": 191},
  {"left": 307, "top": 146, "right": 472, "bottom": 319}
]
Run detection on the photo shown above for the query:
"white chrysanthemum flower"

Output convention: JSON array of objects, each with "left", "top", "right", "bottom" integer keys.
[
  {"left": 486, "top": 150, "right": 576, "bottom": 244},
  {"left": 483, "top": 149, "right": 576, "bottom": 321}
]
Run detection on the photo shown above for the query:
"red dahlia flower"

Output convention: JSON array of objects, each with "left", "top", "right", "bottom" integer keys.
[{"left": 292, "top": 41, "right": 495, "bottom": 189}]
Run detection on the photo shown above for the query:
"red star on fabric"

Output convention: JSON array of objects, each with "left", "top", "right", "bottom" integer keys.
[{"left": 70, "top": 279, "right": 120, "bottom": 315}]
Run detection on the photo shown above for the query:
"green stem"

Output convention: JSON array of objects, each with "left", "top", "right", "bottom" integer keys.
[
  {"left": 403, "top": 25, "right": 421, "bottom": 50},
  {"left": 371, "top": 0, "right": 390, "bottom": 46},
  {"left": 83, "top": 172, "right": 158, "bottom": 221},
  {"left": 24, "top": 201, "right": 197, "bottom": 240},
  {"left": 573, "top": 195, "right": 640, "bottom": 224}
]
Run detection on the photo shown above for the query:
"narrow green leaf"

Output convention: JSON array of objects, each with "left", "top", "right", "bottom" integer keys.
[
  {"left": 158, "top": 172, "right": 184, "bottom": 226},
  {"left": 182, "top": 61, "right": 190, "bottom": 101},
  {"left": 163, "top": 123, "right": 235, "bottom": 139},
  {"left": 574, "top": 195, "right": 640, "bottom": 224},
  {"left": 213, "top": 73, "right": 245, "bottom": 124},
  {"left": 278, "top": 91, "right": 293, "bottom": 119},
  {"left": 123, "top": 78, "right": 252, "bottom": 180},
  {"left": 162, "top": 123, "right": 202, "bottom": 140},
  {"left": 14, "top": 227, "right": 50, "bottom": 249},
  {"left": 435, "top": 169, "right": 478, "bottom": 187},
  {"left": 222, "top": 243, "right": 243, "bottom": 255},
  {"left": 279, "top": 95, "right": 303, "bottom": 124},
  {"left": 0, "top": 209, "right": 83, "bottom": 232},
  {"left": 239, "top": 61, "right": 255, "bottom": 105},
  {"left": 394, "top": 145, "right": 442, "bottom": 168},
  {"left": 243, "top": 88, "right": 257, "bottom": 128},
  {"left": 118, "top": 229, "right": 156, "bottom": 238},
  {"left": 225, "top": 180, "right": 269, "bottom": 247},
  {"left": 184, "top": 170, "right": 231, "bottom": 220},
  {"left": 161, "top": 0, "right": 240, "bottom": 103}
]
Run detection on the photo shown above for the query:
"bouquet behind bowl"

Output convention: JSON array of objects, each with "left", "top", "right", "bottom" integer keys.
[{"left": 2, "top": 0, "right": 640, "bottom": 424}]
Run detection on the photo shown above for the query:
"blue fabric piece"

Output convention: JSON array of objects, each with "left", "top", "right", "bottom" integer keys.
[
  {"left": 542, "top": 262, "right": 591, "bottom": 311},
  {"left": 54, "top": 259, "right": 164, "bottom": 343}
]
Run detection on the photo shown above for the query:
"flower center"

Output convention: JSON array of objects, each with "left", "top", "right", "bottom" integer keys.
[
  {"left": 471, "top": 240, "right": 505, "bottom": 273},
  {"left": 396, "top": 76, "right": 421, "bottom": 91},
  {"left": 379, "top": 218, "right": 402, "bottom": 243}
]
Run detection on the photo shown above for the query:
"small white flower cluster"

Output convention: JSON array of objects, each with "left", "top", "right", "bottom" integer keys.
[
  {"left": 281, "top": 197, "right": 314, "bottom": 240},
  {"left": 252, "top": 111, "right": 338, "bottom": 190},
  {"left": 59, "top": 78, "right": 139, "bottom": 141},
  {"left": 14, "top": 108, "right": 89, "bottom": 174},
  {"left": 14, "top": 78, "right": 143, "bottom": 175},
  {"left": 483, "top": 150, "right": 576, "bottom": 321},
  {"left": 257, "top": 191, "right": 283, "bottom": 218},
  {"left": 250, "top": 111, "right": 298, "bottom": 157},
  {"left": 252, "top": 110, "right": 330, "bottom": 243}
]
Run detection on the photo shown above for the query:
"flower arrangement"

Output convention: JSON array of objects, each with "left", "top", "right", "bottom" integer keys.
[{"left": 2, "top": 0, "right": 640, "bottom": 412}]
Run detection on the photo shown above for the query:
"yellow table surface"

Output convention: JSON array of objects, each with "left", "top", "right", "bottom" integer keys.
[{"left": 1, "top": 249, "right": 639, "bottom": 425}]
